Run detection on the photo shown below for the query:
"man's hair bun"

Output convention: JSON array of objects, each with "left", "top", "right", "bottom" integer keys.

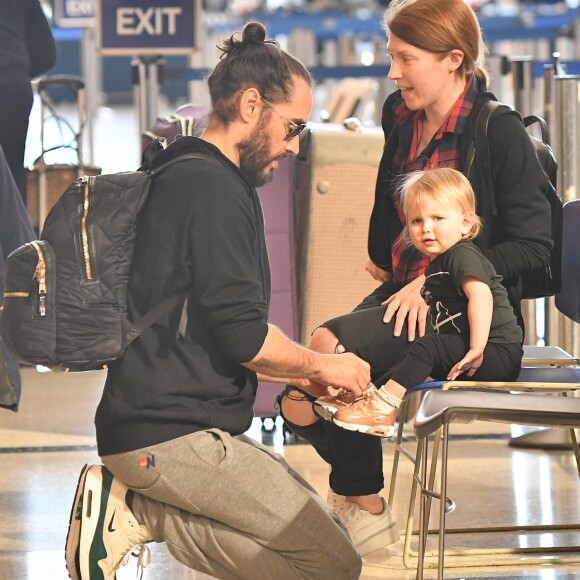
[{"left": 241, "top": 21, "right": 266, "bottom": 44}]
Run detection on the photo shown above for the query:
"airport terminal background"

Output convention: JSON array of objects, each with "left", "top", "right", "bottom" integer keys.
[{"left": 2, "top": 0, "right": 580, "bottom": 578}]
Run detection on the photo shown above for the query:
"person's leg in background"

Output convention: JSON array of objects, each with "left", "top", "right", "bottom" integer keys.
[
  {"left": 279, "top": 304, "right": 414, "bottom": 555},
  {"left": 0, "top": 76, "right": 33, "bottom": 199},
  {"left": 279, "top": 279, "right": 399, "bottom": 437}
]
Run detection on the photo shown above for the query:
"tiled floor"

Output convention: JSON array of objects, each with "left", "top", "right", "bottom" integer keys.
[{"left": 1, "top": 367, "right": 580, "bottom": 579}]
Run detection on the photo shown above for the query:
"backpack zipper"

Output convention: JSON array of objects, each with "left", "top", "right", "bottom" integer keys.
[
  {"left": 80, "top": 177, "right": 93, "bottom": 280},
  {"left": 30, "top": 241, "right": 47, "bottom": 317}
]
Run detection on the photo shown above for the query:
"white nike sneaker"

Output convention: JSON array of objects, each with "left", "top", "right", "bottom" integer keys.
[
  {"left": 66, "top": 464, "right": 153, "bottom": 579},
  {"left": 341, "top": 498, "right": 400, "bottom": 557}
]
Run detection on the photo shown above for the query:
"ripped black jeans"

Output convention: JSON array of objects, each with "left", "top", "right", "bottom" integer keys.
[{"left": 277, "top": 280, "right": 416, "bottom": 496}]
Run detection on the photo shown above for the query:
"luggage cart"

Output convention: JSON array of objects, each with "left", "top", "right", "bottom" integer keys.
[{"left": 26, "top": 74, "right": 100, "bottom": 231}]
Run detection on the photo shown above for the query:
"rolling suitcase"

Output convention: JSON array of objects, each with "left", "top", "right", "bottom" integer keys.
[
  {"left": 292, "top": 121, "right": 384, "bottom": 344},
  {"left": 26, "top": 75, "right": 100, "bottom": 231},
  {"left": 141, "top": 103, "right": 209, "bottom": 153}
]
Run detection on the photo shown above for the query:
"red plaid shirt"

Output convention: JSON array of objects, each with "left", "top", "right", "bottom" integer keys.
[{"left": 390, "top": 77, "right": 475, "bottom": 284}]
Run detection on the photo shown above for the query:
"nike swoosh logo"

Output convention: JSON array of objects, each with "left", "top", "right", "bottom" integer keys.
[{"left": 108, "top": 509, "right": 116, "bottom": 533}]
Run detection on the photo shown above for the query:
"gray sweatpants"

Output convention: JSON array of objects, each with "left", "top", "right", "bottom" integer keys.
[{"left": 102, "top": 429, "right": 362, "bottom": 580}]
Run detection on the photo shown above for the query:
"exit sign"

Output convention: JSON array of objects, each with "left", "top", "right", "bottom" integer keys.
[
  {"left": 97, "top": 0, "right": 200, "bottom": 55},
  {"left": 54, "top": 0, "right": 96, "bottom": 27}
]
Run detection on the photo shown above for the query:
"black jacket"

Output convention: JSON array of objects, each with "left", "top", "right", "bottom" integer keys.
[
  {"left": 95, "top": 138, "right": 271, "bottom": 455},
  {"left": 0, "top": 146, "right": 35, "bottom": 411},
  {"left": 368, "top": 80, "right": 552, "bottom": 309},
  {"left": 0, "top": 0, "right": 56, "bottom": 79},
  {"left": 0, "top": 0, "right": 56, "bottom": 192}
]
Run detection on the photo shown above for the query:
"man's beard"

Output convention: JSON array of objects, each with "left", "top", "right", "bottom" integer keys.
[{"left": 237, "top": 114, "right": 285, "bottom": 187}]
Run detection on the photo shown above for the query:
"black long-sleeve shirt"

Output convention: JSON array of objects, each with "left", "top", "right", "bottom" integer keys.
[{"left": 96, "top": 137, "right": 271, "bottom": 455}]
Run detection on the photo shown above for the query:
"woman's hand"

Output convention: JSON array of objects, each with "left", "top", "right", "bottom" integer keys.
[
  {"left": 365, "top": 260, "right": 391, "bottom": 282},
  {"left": 382, "top": 275, "right": 428, "bottom": 341},
  {"left": 447, "top": 349, "right": 484, "bottom": 380}
]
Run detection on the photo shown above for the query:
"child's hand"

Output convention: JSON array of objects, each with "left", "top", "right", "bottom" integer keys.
[{"left": 447, "top": 349, "right": 484, "bottom": 380}]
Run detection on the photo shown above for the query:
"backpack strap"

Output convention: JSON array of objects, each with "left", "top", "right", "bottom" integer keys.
[
  {"left": 131, "top": 290, "right": 188, "bottom": 335},
  {"left": 149, "top": 152, "right": 211, "bottom": 176},
  {"left": 474, "top": 100, "right": 509, "bottom": 218},
  {"left": 523, "top": 114, "right": 550, "bottom": 144},
  {"left": 127, "top": 151, "right": 213, "bottom": 343}
]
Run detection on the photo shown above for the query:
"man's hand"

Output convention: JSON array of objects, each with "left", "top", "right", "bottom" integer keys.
[
  {"left": 245, "top": 325, "right": 370, "bottom": 398},
  {"left": 382, "top": 275, "right": 428, "bottom": 341},
  {"left": 447, "top": 349, "right": 484, "bottom": 380},
  {"left": 312, "top": 352, "right": 371, "bottom": 399},
  {"left": 365, "top": 260, "right": 390, "bottom": 282}
]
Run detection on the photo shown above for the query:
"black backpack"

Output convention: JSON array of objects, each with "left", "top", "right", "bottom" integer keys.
[
  {"left": 476, "top": 100, "right": 562, "bottom": 299},
  {"left": 0, "top": 149, "right": 206, "bottom": 371}
]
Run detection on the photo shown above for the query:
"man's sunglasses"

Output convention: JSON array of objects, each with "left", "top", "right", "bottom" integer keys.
[{"left": 239, "top": 90, "right": 307, "bottom": 141}]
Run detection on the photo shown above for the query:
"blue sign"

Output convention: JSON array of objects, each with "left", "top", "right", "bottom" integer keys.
[
  {"left": 97, "top": 0, "right": 200, "bottom": 55},
  {"left": 54, "top": 0, "right": 96, "bottom": 28}
]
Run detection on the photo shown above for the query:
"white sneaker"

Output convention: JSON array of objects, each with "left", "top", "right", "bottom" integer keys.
[
  {"left": 65, "top": 465, "right": 89, "bottom": 580},
  {"left": 327, "top": 487, "right": 346, "bottom": 516},
  {"left": 66, "top": 464, "right": 153, "bottom": 579},
  {"left": 340, "top": 498, "right": 400, "bottom": 557}
]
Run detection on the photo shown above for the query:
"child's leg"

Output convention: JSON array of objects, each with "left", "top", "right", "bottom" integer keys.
[
  {"left": 332, "top": 334, "right": 467, "bottom": 437},
  {"left": 380, "top": 378, "right": 407, "bottom": 401}
]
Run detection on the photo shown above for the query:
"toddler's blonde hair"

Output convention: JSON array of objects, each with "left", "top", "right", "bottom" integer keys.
[{"left": 400, "top": 167, "right": 482, "bottom": 241}]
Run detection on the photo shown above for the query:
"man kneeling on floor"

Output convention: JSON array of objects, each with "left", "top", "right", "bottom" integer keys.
[{"left": 64, "top": 21, "right": 371, "bottom": 580}]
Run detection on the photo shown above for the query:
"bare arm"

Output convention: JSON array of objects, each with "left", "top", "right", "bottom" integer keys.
[
  {"left": 255, "top": 372, "right": 317, "bottom": 391},
  {"left": 447, "top": 276, "right": 493, "bottom": 380},
  {"left": 243, "top": 324, "right": 371, "bottom": 398},
  {"left": 255, "top": 373, "right": 328, "bottom": 398}
]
